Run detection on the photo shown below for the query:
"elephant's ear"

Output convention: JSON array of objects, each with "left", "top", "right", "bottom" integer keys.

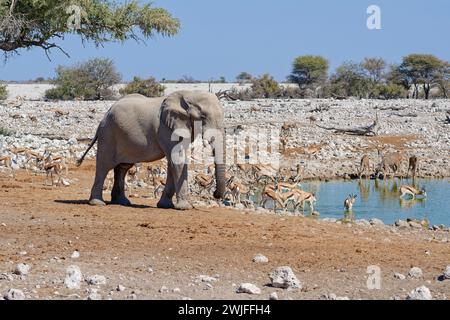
[{"left": 160, "top": 92, "right": 191, "bottom": 138}]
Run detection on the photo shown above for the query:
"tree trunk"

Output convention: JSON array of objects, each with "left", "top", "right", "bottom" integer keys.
[{"left": 424, "top": 84, "right": 430, "bottom": 100}]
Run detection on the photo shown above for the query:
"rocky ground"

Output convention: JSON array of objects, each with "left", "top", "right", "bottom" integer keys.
[
  {"left": 0, "top": 166, "right": 449, "bottom": 300},
  {"left": 0, "top": 88, "right": 449, "bottom": 300}
]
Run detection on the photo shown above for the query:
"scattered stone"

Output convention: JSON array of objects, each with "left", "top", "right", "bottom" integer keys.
[
  {"left": 408, "top": 267, "right": 423, "bottom": 279},
  {"left": 442, "top": 266, "right": 450, "bottom": 280},
  {"left": 269, "top": 292, "right": 279, "bottom": 300},
  {"left": 87, "top": 288, "right": 102, "bottom": 300},
  {"left": 117, "top": 285, "right": 126, "bottom": 292},
  {"left": 395, "top": 220, "right": 409, "bottom": 228},
  {"left": 4, "top": 288, "right": 25, "bottom": 300},
  {"left": 407, "top": 286, "right": 432, "bottom": 300},
  {"left": 159, "top": 286, "right": 169, "bottom": 293},
  {"left": 409, "top": 221, "right": 422, "bottom": 229},
  {"left": 0, "top": 273, "right": 14, "bottom": 281},
  {"left": 370, "top": 218, "right": 384, "bottom": 226},
  {"left": 14, "top": 263, "right": 31, "bottom": 276},
  {"left": 172, "top": 288, "right": 181, "bottom": 293},
  {"left": 195, "top": 275, "right": 218, "bottom": 283},
  {"left": 253, "top": 254, "right": 269, "bottom": 264},
  {"left": 236, "top": 283, "right": 261, "bottom": 295},
  {"left": 86, "top": 275, "right": 107, "bottom": 286},
  {"left": 71, "top": 251, "right": 80, "bottom": 259},
  {"left": 64, "top": 265, "right": 82, "bottom": 289},
  {"left": 269, "top": 267, "right": 302, "bottom": 290},
  {"left": 394, "top": 272, "right": 406, "bottom": 280}
]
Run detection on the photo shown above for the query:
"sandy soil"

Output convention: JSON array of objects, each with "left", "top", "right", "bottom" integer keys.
[{"left": 0, "top": 162, "right": 449, "bottom": 300}]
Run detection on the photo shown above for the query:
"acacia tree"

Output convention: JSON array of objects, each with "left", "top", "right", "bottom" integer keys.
[
  {"left": 289, "top": 55, "right": 329, "bottom": 94},
  {"left": 0, "top": 0, "right": 180, "bottom": 58},
  {"left": 329, "top": 61, "right": 370, "bottom": 98},
  {"left": 398, "top": 54, "right": 446, "bottom": 99},
  {"left": 362, "top": 57, "right": 386, "bottom": 83}
]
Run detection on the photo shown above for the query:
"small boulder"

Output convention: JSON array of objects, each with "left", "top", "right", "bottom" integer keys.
[
  {"left": 370, "top": 218, "right": 384, "bottom": 226},
  {"left": 236, "top": 283, "right": 261, "bottom": 295},
  {"left": 269, "top": 266, "right": 302, "bottom": 290},
  {"left": 269, "top": 292, "right": 279, "bottom": 300},
  {"left": 407, "top": 286, "right": 432, "bottom": 300},
  {"left": 14, "top": 263, "right": 31, "bottom": 276},
  {"left": 408, "top": 267, "right": 423, "bottom": 279},
  {"left": 4, "top": 288, "right": 25, "bottom": 300},
  {"left": 71, "top": 251, "right": 80, "bottom": 259},
  {"left": 253, "top": 254, "right": 269, "bottom": 264},
  {"left": 395, "top": 220, "right": 409, "bottom": 228},
  {"left": 64, "top": 265, "right": 82, "bottom": 289},
  {"left": 442, "top": 266, "right": 450, "bottom": 280},
  {"left": 394, "top": 272, "right": 406, "bottom": 280},
  {"left": 86, "top": 275, "right": 107, "bottom": 286}
]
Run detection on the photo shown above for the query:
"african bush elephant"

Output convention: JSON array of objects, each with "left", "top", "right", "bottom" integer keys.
[{"left": 77, "top": 90, "right": 226, "bottom": 210}]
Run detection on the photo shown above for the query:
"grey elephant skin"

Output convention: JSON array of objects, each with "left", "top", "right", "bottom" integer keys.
[{"left": 77, "top": 91, "right": 227, "bottom": 210}]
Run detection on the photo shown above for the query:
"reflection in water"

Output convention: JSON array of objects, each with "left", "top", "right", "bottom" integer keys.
[
  {"left": 251, "top": 178, "right": 448, "bottom": 226},
  {"left": 358, "top": 180, "right": 370, "bottom": 202},
  {"left": 399, "top": 198, "right": 426, "bottom": 209}
]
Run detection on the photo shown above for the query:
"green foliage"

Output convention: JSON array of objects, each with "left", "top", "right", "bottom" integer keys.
[
  {"left": 251, "top": 74, "right": 281, "bottom": 98},
  {"left": 398, "top": 54, "right": 446, "bottom": 99},
  {"left": 119, "top": 76, "right": 165, "bottom": 98},
  {"left": 0, "top": 0, "right": 180, "bottom": 57},
  {"left": 0, "top": 126, "right": 12, "bottom": 136},
  {"left": 329, "top": 62, "right": 370, "bottom": 98},
  {"left": 45, "top": 58, "right": 121, "bottom": 100},
  {"left": 0, "top": 83, "right": 7, "bottom": 100},
  {"left": 361, "top": 57, "right": 387, "bottom": 83},
  {"left": 370, "top": 83, "right": 407, "bottom": 99},
  {"left": 289, "top": 55, "right": 329, "bottom": 89}
]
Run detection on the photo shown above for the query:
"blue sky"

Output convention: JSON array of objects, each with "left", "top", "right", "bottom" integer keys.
[{"left": 1, "top": 0, "right": 449, "bottom": 82}]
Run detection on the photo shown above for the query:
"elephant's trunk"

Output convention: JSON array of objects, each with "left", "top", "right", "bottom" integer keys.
[{"left": 213, "top": 129, "right": 226, "bottom": 199}]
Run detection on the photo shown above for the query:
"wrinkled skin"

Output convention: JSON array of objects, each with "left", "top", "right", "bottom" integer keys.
[{"left": 81, "top": 91, "right": 226, "bottom": 210}]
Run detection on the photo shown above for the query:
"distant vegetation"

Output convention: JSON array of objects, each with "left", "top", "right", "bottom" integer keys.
[
  {"left": 45, "top": 58, "right": 121, "bottom": 101},
  {"left": 119, "top": 77, "right": 165, "bottom": 98},
  {"left": 0, "top": 83, "right": 7, "bottom": 100}
]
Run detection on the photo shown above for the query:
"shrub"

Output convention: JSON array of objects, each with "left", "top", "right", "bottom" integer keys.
[
  {"left": 370, "top": 83, "right": 407, "bottom": 99},
  {"left": 0, "top": 84, "right": 7, "bottom": 100},
  {"left": 0, "top": 126, "right": 12, "bottom": 136},
  {"left": 119, "top": 77, "right": 165, "bottom": 97},
  {"left": 251, "top": 74, "right": 281, "bottom": 98},
  {"left": 45, "top": 58, "right": 121, "bottom": 100},
  {"left": 236, "top": 72, "right": 253, "bottom": 85}
]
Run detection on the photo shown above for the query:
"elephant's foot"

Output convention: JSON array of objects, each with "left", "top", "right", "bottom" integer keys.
[
  {"left": 174, "top": 200, "right": 193, "bottom": 211},
  {"left": 157, "top": 198, "right": 175, "bottom": 209},
  {"left": 111, "top": 196, "right": 132, "bottom": 206},
  {"left": 89, "top": 198, "right": 106, "bottom": 206}
]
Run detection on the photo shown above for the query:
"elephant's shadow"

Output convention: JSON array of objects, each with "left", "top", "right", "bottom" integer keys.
[{"left": 54, "top": 200, "right": 152, "bottom": 209}]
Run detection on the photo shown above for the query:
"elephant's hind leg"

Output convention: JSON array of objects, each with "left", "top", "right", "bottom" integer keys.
[
  {"left": 111, "top": 164, "right": 133, "bottom": 206},
  {"left": 89, "top": 166, "right": 110, "bottom": 206}
]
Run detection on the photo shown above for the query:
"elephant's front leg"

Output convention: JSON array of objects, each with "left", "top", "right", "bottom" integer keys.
[
  {"left": 172, "top": 162, "right": 193, "bottom": 210},
  {"left": 157, "top": 164, "right": 175, "bottom": 209},
  {"left": 111, "top": 164, "right": 133, "bottom": 206}
]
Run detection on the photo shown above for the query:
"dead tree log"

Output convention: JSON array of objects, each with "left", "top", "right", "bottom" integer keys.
[{"left": 316, "top": 118, "right": 380, "bottom": 136}]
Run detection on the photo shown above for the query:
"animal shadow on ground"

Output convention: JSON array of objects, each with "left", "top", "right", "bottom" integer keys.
[{"left": 54, "top": 200, "right": 151, "bottom": 209}]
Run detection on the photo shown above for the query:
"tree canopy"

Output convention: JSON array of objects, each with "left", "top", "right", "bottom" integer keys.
[
  {"left": 289, "top": 55, "right": 329, "bottom": 89},
  {"left": 398, "top": 54, "right": 446, "bottom": 99},
  {"left": 0, "top": 0, "right": 180, "bottom": 58}
]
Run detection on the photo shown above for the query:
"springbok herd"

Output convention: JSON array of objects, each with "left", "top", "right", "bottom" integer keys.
[{"left": 0, "top": 140, "right": 429, "bottom": 213}]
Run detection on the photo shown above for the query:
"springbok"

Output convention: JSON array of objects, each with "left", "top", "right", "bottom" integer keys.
[
  {"left": 407, "top": 156, "right": 418, "bottom": 179},
  {"left": 225, "top": 176, "right": 251, "bottom": 206},
  {"left": 344, "top": 194, "right": 357, "bottom": 211},
  {"left": 400, "top": 185, "right": 427, "bottom": 199},
  {"left": 358, "top": 155, "right": 371, "bottom": 179},
  {"left": 290, "top": 189, "right": 317, "bottom": 213}
]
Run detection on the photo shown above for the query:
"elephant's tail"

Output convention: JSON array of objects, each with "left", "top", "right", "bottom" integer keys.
[{"left": 76, "top": 128, "right": 99, "bottom": 167}]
